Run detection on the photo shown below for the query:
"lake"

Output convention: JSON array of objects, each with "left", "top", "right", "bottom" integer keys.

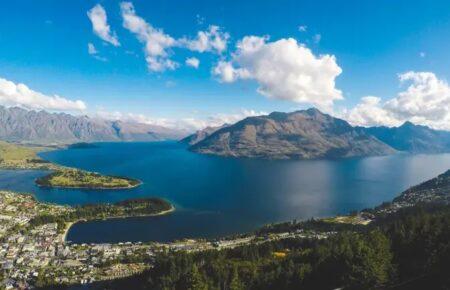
[{"left": 1, "top": 142, "right": 449, "bottom": 243}]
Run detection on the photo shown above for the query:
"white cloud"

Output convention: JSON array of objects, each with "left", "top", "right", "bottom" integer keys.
[
  {"left": 213, "top": 36, "right": 343, "bottom": 109},
  {"left": 186, "top": 57, "right": 200, "bottom": 68},
  {"left": 119, "top": 2, "right": 229, "bottom": 72},
  {"left": 341, "top": 96, "right": 402, "bottom": 127},
  {"left": 87, "top": 43, "right": 107, "bottom": 61},
  {"left": 0, "top": 78, "right": 86, "bottom": 111},
  {"left": 87, "top": 43, "right": 98, "bottom": 55},
  {"left": 213, "top": 60, "right": 251, "bottom": 83},
  {"left": 180, "top": 25, "right": 230, "bottom": 54},
  {"left": 96, "top": 109, "right": 265, "bottom": 132},
  {"left": 120, "top": 2, "right": 177, "bottom": 72},
  {"left": 87, "top": 4, "right": 120, "bottom": 46},
  {"left": 183, "top": 109, "right": 267, "bottom": 130},
  {"left": 298, "top": 25, "right": 307, "bottom": 32},
  {"left": 343, "top": 71, "right": 450, "bottom": 130}
]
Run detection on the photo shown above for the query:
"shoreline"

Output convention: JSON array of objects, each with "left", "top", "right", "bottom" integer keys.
[
  {"left": 62, "top": 221, "right": 74, "bottom": 243},
  {"left": 0, "top": 143, "right": 143, "bottom": 191},
  {"left": 35, "top": 179, "right": 143, "bottom": 190},
  {"left": 63, "top": 205, "right": 175, "bottom": 243}
]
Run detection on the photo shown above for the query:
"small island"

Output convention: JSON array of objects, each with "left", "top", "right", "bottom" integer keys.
[{"left": 35, "top": 169, "right": 141, "bottom": 189}]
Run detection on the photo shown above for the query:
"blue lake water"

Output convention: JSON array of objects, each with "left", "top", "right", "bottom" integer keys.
[{"left": 1, "top": 142, "right": 449, "bottom": 243}]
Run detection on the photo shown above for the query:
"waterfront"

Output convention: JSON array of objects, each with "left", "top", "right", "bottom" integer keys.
[{"left": 1, "top": 142, "right": 449, "bottom": 243}]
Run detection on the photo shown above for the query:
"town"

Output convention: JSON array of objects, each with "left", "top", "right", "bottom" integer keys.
[
  {"left": 3, "top": 167, "right": 449, "bottom": 289},
  {"left": 0, "top": 190, "right": 338, "bottom": 289}
]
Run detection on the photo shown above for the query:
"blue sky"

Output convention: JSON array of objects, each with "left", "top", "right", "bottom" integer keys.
[{"left": 1, "top": 0, "right": 450, "bottom": 130}]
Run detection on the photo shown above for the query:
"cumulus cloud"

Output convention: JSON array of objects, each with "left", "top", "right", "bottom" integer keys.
[
  {"left": 341, "top": 96, "right": 402, "bottom": 127},
  {"left": 180, "top": 25, "right": 230, "bottom": 54},
  {"left": 119, "top": 2, "right": 229, "bottom": 72},
  {"left": 185, "top": 57, "right": 200, "bottom": 68},
  {"left": 87, "top": 4, "right": 120, "bottom": 46},
  {"left": 120, "top": 2, "right": 178, "bottom": 71},
  {"left": 0, "top": 78, "right": 86, "bottom": 111},
  {"left": 344, "top": 71, "right": 450, "bottom": 130},
  {"left": 181, "top": 109, "right": 267, "bottom": 131},
  {"left": 212, "top": 36, "right": 343, "bottom": 109}
]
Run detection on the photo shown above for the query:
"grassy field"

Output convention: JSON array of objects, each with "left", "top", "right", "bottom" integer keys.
[
  {"left": 0, "top": 141, "right": 56, "bottom": 169},
  {"left": 322, "top": 215, "right": 371, "bottom": 225},
  {"left": 0, "top": 141, "right": 39, "bottom": 161}
]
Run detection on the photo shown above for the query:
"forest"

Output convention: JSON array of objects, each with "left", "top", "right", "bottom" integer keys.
[
  {"left": 63, "top": 203, "right": 449, "bottom": 290},
  {"left": 28, "top": 197, "right": 173, "bottom": 234}
]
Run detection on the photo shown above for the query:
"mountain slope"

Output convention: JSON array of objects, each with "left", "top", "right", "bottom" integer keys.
[
  {"left": 190, "top": 108, "right": 396, "bottom": 159},
  {"left": 0, "top": 106, "right": 184, "bottom": 144},
  {"left": 359, "top": 122, "right": 450, "bottom": 153},
  {"left": 180, "top": 124, "right": 229, "bottom": 146}
]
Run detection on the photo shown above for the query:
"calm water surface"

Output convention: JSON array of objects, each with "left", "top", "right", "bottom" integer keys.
[{"left": 1, "top": 142, "right": 449, "bottom": 243}]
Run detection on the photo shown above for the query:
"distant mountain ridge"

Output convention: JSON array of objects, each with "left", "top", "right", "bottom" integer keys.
[
  {"left": 180, "top": 124, "right": 229, "bottom": 146},
  {"left": 0, "top": 106, "right": 185, "bottom": 144},
  {"left": 358, "top": 122, "right": 450, "bottom": 153},
  {"left": 189, "top": 108, "right": 396, "bottom": 159}
]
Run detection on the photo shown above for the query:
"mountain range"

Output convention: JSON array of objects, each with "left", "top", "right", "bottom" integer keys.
[
  {"left": 358, "top": 122, "right": 450, "bottom": 153},
  {"left": 188, "top": 108, "right": 396, "bottom": 159},
  {"left": 0, "top": 106, "right": 185, "bottom": 144},
  {"left": 185, "top": 108, "right": 450, "bottom": 159},
  {"left": 2, "top": 106, "right": 450, "bottom": 159}
]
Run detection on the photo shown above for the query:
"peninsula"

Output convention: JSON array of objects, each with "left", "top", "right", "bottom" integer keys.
[
  {"left": 0, "top": 141, "right": 141, "bottom": 190},
  {"left": 35, "top": 169, "right": 141, "bottom": 189}
]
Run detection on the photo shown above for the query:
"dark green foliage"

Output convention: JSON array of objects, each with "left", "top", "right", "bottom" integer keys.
[
  {"left": 86, "top": 204, "right": 450, "bottom": 290},
  {"left": 28, "top": 198, "right": 172, "bottom": 231},
  {"left": 27, "top": 158, "right": 51, "bottom": 164},
  {"left": 257, "top": 218, "right": 365, "bottom": 235}
]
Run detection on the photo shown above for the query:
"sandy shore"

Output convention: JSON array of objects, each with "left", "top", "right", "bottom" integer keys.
[
  {"left": 150, "top": 205, "right": 175, "bottom": 216},
  {"left": 61, "top": 221, "right": 74, "bottom": 243}
]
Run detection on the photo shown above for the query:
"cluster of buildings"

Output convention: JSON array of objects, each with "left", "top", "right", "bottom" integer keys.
[
  {"left": 1, "top": 190, "right": 326, "bottom": 289},
  {"left": 4, "top": 184, "right": 425, "bottom": 289},
  {"left": 0, "top": 191, "right": 156, "bottom": 289},
  {"left": 375, "top": 184, "right": 449, "bottom": 216}
]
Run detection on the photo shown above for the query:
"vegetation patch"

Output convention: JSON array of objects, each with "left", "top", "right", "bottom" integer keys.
[
  {"left": 322, "top": 215, "right": 372, "bottom": 225},
  {"left": 0, "top": 141, "right": 142, "bottom": 190},
  {"left": 29, "top": 197, "right": 174, "bottom": 231},
  {"left": 91, "top": 204, "right": 450, "bottom": 290},
  {"left": 0, "top": 141, "right": 55, "bottom": 170},
  {"left": 35, "top": 169, "right": 141, "bottom": 189}
]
